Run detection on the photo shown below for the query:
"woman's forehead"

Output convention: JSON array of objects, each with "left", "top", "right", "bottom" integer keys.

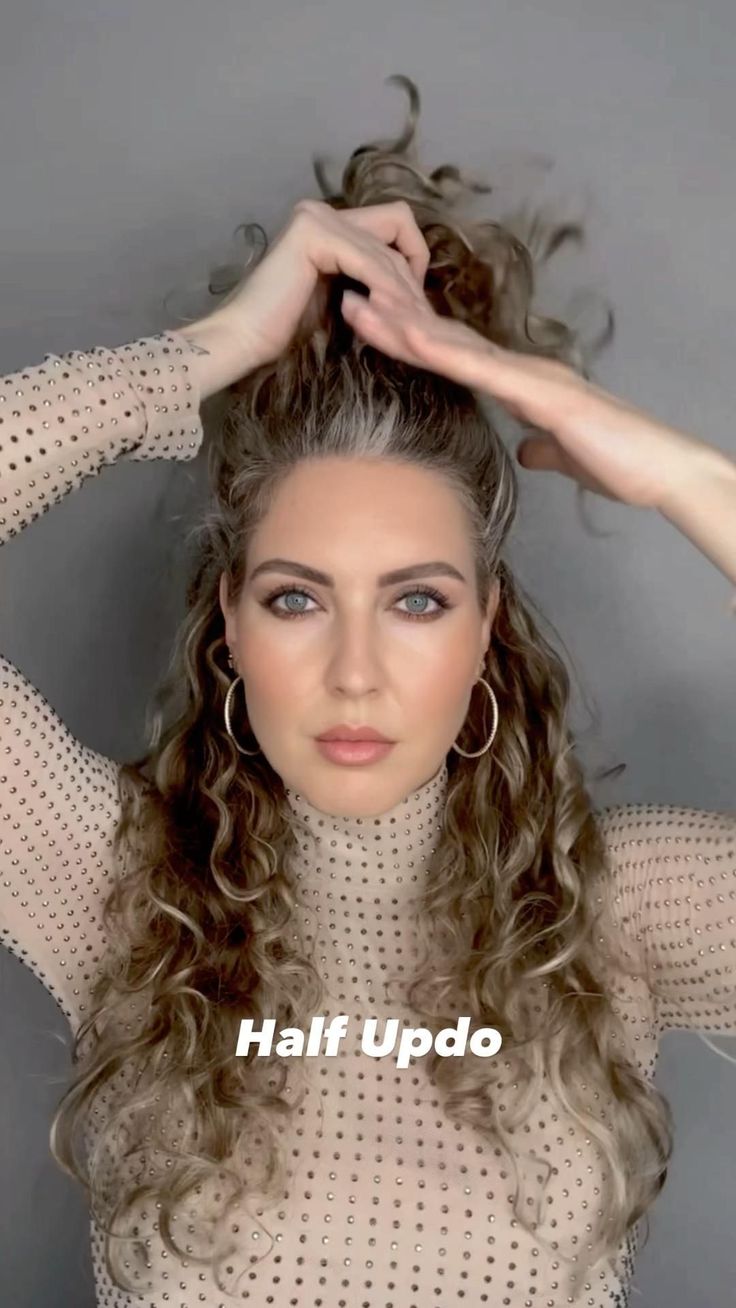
[
  {"left": 260, "top": 455, "right": 467, "bottom": 524},
  {"left": 239, "top": 458, "right": 478, "bottom": 588}
]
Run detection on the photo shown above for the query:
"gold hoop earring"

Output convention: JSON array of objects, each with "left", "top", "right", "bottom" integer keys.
[
  {"left": 224, "top": 651, "right": 261, "bottom": 757},
  {"left": 451, "top": 677, "right": 499, "bottom": 758}
]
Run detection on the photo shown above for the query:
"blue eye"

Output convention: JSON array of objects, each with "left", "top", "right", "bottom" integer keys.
[
  {"left": 396, "top": 589, "right": 445, "bottom": 618},
  {"left": 260, "top": 584, "right": 451, "bottom": 621}
]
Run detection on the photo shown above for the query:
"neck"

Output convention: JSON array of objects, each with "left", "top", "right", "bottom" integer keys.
[{"left": 284, "top": 758, "right": 449, "bottom": 903}]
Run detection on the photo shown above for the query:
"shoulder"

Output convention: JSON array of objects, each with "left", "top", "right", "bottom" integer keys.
[
  {"left": 592, "top": 800, "right": 736, "bottom": 1032},
  {"left": 594, "top": 800, "right": 736, "bottom": 868}
]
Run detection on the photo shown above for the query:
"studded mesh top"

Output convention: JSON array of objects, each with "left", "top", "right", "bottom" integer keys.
[{"left": 1, "top": 329, "right": 735, "bottom": 1308}]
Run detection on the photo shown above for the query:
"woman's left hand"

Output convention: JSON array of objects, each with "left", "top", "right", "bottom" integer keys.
[{"left": 340, "top": 280, "right": 712, "bottom": 512}]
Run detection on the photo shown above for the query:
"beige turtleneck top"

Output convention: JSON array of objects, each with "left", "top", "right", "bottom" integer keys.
[{"left": 0, "top": 329, "right": 734, "bottom": 1308}]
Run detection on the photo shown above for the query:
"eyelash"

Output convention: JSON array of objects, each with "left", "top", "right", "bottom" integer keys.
[{"left": 260, "top": 583, "right": 452, "bottom": 622}]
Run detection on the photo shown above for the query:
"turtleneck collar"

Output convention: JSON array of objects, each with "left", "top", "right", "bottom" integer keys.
[{"left": 283, "top": 758, "right": 449, "bottom": 901}]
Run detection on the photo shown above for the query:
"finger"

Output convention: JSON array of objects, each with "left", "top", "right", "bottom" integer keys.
[
  {"left": 343, "top": 201, "right": 431, "bottom": 284},
  {"left": 293, "top": 200, "right": 431, "bottom": 310},
  {"left": 381, "top": 245, "right": 427, "bottom": 296},
  {"left": 517, "top": 435, "right": 592, "bottom": 482},
  {"left": 340, "top": 290, "right": 425, "bottom": 364},
  {"left": 293, "top": 217, "right": 414, "bottom": 308},
  {"left": 335, "top": 240, "right": 426, "bottom": 309},
  {"left": 516, "top": 436, "right": 566, "bottom": 472},
  {"left": 366, "top": 267, "right": 431, "bottom": 317}
]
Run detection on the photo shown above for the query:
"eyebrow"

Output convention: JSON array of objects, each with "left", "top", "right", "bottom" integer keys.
[{"left": 248, "top": 558, "right": 468, "bottom": 587}]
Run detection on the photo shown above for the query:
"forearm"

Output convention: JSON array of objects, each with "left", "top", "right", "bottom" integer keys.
[{"left": 656, "top": 439, "right": 736, "bottom": 594}]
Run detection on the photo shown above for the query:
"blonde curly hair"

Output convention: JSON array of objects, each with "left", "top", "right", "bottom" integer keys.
[{"left": 50, "top": 72, "right": 673, "bottom": 1297}]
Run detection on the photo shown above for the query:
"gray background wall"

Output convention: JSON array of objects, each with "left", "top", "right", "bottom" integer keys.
[{"left": 1, "top": 1, "right": 735, "bottom": 1304}]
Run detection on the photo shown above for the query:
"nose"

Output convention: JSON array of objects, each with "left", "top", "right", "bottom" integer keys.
[{"left": 325, "top": 614, "right": 386, "bottom": 696}]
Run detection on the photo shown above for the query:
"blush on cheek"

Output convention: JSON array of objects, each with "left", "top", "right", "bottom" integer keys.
[
  {"left": 241, "top": 663, "right": 284, "bottom": 704},
  {"left": 240, "top": 639, "right": 312, "bottom": 718}
]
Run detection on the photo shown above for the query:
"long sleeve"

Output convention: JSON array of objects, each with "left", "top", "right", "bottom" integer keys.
[
  {"left": 0, "top": 328, "right": 204, "bottom": 543},
  {"left": 596, "top": 802, "right": 736, "bottom": 1034},
  {"left": 0, "top": 329, "right": 205, "bottom": 1029}
]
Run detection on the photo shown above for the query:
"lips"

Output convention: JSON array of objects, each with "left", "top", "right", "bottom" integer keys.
[{"left": 317, "top": 725, "right": 393, "bottom": 742}]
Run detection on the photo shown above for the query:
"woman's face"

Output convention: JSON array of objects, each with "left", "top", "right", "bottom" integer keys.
[{"left": 219, "top": 456, "right": 499, "bottom": 818}]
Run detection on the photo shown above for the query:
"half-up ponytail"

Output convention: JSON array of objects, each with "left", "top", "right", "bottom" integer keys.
[{"left": 51, "top": 73, "right": 671, "bottom": 1299}]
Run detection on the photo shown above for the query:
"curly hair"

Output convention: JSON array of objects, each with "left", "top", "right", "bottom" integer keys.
[{"left": 49, "top": 73, "right": 673, "bottom": 1297}]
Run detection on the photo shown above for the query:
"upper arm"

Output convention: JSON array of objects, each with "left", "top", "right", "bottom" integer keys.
[
  {"left": 0, "top": 651, "right": 121, "bottom": 1030},
  {"left": 595, "top": 801, "right": 736, "bottom": 1034}
]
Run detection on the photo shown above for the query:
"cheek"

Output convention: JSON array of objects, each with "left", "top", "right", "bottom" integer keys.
[
  {"left": 239, "top": 628, "right": 309, "bottom": 699},
  {"left": 407, "top": 646, "right": 474, "bottom": 718},
  {"left": 389, "top": 616, "right": 477, "bottom": 713}
]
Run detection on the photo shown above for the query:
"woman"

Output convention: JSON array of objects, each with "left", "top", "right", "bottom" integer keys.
[{"left": 1, "top": 77, "right": 734, "bottom": 1308}]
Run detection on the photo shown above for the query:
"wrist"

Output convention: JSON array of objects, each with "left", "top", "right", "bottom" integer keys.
[
  {"left": 656, "top": 437, "right": 736, "bottom": 589},
  {"left": 656, "top": 437, "right": 736, "bottom": 520},
  {"left": 175, "top": 311, "right": 262, "bottom": 401}
]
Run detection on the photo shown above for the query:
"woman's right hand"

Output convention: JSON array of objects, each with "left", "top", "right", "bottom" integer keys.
[{"left": 195, "top": 198, "right": 432, "bottom": 383}]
